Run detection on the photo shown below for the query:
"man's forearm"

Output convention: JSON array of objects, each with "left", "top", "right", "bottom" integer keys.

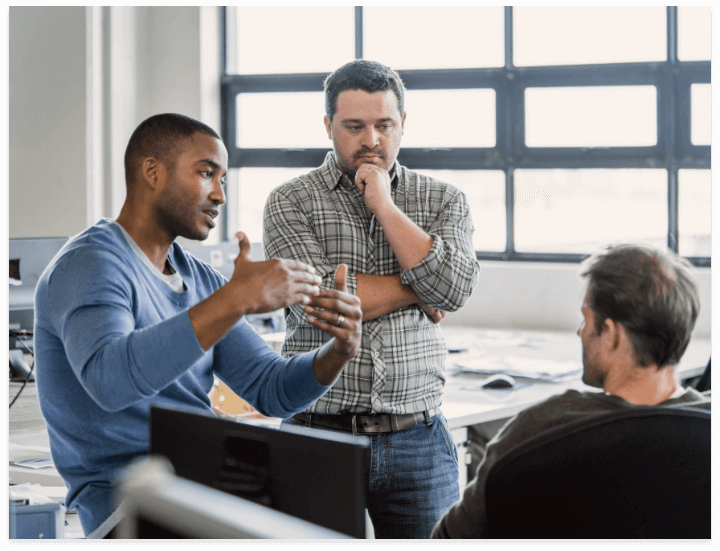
[
  {"left": 311, "top": 340, "right": 353, "bottom": 386},
  {"left": 188, "top": 281, "right": 246, "bottom": 351},
  {"left": 356, "top": 273, "right": 419, "bottom": 321},
  {"left": 373, "top": 202, "right": 434, "bottom": 271}
]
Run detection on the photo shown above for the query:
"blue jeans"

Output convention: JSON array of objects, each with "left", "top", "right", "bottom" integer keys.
[{"left": 283, "top": 412, "right": 460, "bottom": 539}]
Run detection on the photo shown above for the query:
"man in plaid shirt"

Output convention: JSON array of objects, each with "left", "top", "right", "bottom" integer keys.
[{"left": 263, "top": 60, "right": 479, "bottom": 538}]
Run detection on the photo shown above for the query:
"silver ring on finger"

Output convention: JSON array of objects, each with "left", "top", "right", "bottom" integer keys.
[{"left": 335, "top": 314, "right": 344, "bottom": 327}]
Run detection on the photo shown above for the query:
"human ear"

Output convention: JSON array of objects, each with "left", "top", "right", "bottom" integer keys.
[
  {"left": 324, "top": 115, "right": 332, "bottom": 140},
  {"left": 602, "top": 318, "right": 622, "bottom": 352},
  {"left": 141, "top": 158, "right": 162, "bottom": 190}
]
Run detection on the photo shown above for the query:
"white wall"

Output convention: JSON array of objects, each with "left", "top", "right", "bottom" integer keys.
[
  {"left": 6, "top": 6, "right": 712, "bottom": 337},
  {"left": 444, "top": 262, "right": 711, "bottom": 339},
  {"left": 9, "top": 7, "right": 89, "bottom": 238},
  {"left": 8, "top": 6, "right": 221, "bottom": 241}
]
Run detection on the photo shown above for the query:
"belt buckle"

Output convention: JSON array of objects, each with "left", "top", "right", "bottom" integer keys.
[{"left": 351, "top": 414, "right": 358, "bottom": 435}]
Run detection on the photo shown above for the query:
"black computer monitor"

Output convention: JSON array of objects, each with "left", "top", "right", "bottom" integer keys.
[
  {"left": 149, "top": 405, "right": 370, "bottom": 538},
  {"left": 117, "top": 456, "right": 351, "bottom": 539}
]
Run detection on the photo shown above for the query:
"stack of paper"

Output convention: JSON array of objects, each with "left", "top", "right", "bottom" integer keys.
[{"left": 454, "top": 355, "right": 582, "bottom": 381}]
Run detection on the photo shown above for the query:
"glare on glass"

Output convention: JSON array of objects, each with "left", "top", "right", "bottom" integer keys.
[
  {"left": 236, "top": 92, "right": 328, "bottom": 149},
  {"left": 690, "top": 84, "right": 711, "bottom": 146},
  {"left": 525, "top": 86, "right": 657, "bottom": 147},
  {"left": 234, "top": 7, "right": 354, "bottom": 74},
  {"left": 418, "top": 170, "right": 505, "bottom": 252},
  {"left": 514, "top": 6, "right": 666, "bottom": 67},
  {"left": 515, "top": 169, "right": 667, "bottom": 253},
  {"left": 678, "top": 169, "right": 711, "bottom": 257},
  {"left": 364, "top": 6, "right": 504, "bottom": 70},
  {"left": 678, "top": 6, "right": 712, "bottom": 61},
  {"left": 402, "top": 89, "right": 495, "bottom": 148}
]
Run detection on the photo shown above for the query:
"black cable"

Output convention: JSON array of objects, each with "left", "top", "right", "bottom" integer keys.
[{"left": 9, "top": 331, "right": 34, "bottom": 409}]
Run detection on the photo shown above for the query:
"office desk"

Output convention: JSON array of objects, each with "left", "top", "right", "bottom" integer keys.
[
  {"left": 440, "top": 326, "right": 709, "bottom": 429},
  {"left": 438, "top": 326, "right": 710, "bottom": 487},
  {"left": 8, "top": 327, "right": 710, "bottom": 534}
]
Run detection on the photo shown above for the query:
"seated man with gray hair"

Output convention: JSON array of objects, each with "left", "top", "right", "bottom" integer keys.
[{"left": 433, "top": 243, "right": 710, "bottom": 539}]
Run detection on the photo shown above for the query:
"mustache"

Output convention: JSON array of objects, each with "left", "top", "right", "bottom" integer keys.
[{"left": 353, "top": 146, "right": 386, "bottom": 160}]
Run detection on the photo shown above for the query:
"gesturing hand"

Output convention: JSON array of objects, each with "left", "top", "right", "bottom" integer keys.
[
  {"left": 304, "top": 263, "right": 362, "bottom": 359},
  {"left": 230, "top": 231, "right": 322, "bottom": 314}
]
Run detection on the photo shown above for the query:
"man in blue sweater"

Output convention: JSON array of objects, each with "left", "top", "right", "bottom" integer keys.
[{"left": 33, "top": 113, "right": 362, "bottom": 538}]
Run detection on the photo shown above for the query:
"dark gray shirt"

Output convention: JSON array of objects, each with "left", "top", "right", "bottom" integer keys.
[{"left": 432, "top": 387, "right": 711, "bottom": 538}]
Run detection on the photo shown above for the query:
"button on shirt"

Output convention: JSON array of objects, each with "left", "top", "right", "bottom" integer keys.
[{"left": 263, "top": 152, "right": 479, "bottom": 415}]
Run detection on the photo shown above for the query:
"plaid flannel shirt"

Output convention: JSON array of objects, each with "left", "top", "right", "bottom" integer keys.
[{"left": 263, "top": 152, "right": 479, "bottom": 415}]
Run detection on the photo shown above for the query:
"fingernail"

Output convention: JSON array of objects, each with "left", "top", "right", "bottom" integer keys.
[{"left": 307, "top": 315, "right": 315, "bottom": 322}]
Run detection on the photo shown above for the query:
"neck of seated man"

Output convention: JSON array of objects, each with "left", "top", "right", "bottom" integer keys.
[{"left": 603, "top": 361, "right": 679, "bottom": 406}]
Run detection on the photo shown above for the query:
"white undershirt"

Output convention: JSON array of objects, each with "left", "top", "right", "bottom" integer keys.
[{"left": 112, "top": 221, "right": 185, "bottom": 293}]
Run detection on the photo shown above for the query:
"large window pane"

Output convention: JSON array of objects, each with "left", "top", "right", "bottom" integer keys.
[
  {"left": 236, "top": 92, "right": 327, "bottom": 148},
  {"left": 417, "top": 170, "right": 505, "bottom": 252},
  {"left": 678, "top": 6, "right": 711, "bottom": 61},
  {"left": 234, "top": 167, "right": 315, "bottom": 244},
  {"left": 364, "top": 6, "right": 504, "bottom": 69},
  {"left": 515, "top": 169, "right": 667, "bottom": 253},
  {"left": 691, "top": 84, "right": 711, "bottom": 146},
  {"left": 514, "top": 7, "right": 666, "bottom": 67},
  {"left": 525, "top": 86, "right": 657, "bottom": 147},
  {"left": 402, "top": 89, "right": 495, "bottom": 148},
  {"left": 679, "top": 169, "right": 711, "bottom": 257},
  {"left": 234, "top": 7, "right": 354, "bottom": 74}
]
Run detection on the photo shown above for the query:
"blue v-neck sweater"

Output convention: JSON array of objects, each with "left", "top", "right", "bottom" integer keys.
[{"left": 33, "top": 219, "right": 327, "bottom": 535}]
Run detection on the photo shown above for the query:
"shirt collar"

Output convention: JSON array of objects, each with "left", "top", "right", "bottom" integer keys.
[{"left": 321, "top": 151, "right": 401, "bottom": 191}]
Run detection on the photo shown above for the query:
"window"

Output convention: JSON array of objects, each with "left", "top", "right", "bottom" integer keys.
[
  {"left": 222, "top": 6, "right": 710, "bottom": 266},
  {"left": 514, "top": 169, "right": 668, "bottom": 254},
  {"left": 524, "top": 86, "right": 657, "bottom": 147},
  {"left": 513, "top": 6, "right": 667, "bottom": 67},
  {"left": 677, "top": 6, "right": 712, "bottom": 62},
  {"left": 690, "top": 84, "right": 711, "bottom": 146}
]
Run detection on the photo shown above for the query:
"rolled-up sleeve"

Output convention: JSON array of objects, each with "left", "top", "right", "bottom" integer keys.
[{"left": 401, "top": 187, "right": 479, "bottom": 312}]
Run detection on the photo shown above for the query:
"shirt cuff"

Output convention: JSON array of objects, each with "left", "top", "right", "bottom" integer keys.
[{"left": 399, "top": 233, "right": 444, "bottom": 287}]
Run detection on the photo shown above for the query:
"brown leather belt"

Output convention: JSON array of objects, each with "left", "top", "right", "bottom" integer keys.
[{"left": 292, "top": 408, "right": 440, "bottom": 435}]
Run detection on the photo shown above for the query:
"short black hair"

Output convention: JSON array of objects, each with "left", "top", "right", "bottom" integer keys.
[
  {"left": 324, "top": 60, "right": 405, "bottom": 122},
  {"left": 124, "top": 113, "right": 221, "bottom": 187},
  {"left": 581, "top": 244, "right": 700, "bottom": 369}
]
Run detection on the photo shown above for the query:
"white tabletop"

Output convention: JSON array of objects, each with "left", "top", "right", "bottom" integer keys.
[{"left": 439, "top": 326, "right": 710, "bottom": 431}]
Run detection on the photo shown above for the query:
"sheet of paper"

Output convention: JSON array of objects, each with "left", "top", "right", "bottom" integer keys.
[
  {"left": 12, "top": 458, "right": 55, "bottom": 469},
  {"left": 10, "top": 484, "right": 65, "bottom": 505},
  {"left": 8, "top": 442, "right": 53, "bottom": 464}
]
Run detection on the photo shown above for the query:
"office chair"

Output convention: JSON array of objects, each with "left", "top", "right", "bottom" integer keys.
[
  {"left": 693, "top": 358, "right": 711, "bottom": 392},
  {"left": 484, "top": 407, "right": 710, "bottom": 539}
]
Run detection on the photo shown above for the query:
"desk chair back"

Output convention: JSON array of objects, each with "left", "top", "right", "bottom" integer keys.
[
  {"left": 694, "top": 358, "right": 711, "bottom": 392},
  {"left": 485, "top": 407, "right": 711, "bottom": 539}
]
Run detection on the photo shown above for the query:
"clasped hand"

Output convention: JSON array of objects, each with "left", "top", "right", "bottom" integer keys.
[{"left": 354, "top": 163, "right": 393, "bottom": 215}]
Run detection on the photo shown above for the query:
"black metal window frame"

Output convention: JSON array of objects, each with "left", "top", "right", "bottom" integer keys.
[{"left": 221, "top": 6, "right": 710, "bottom": 267}]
